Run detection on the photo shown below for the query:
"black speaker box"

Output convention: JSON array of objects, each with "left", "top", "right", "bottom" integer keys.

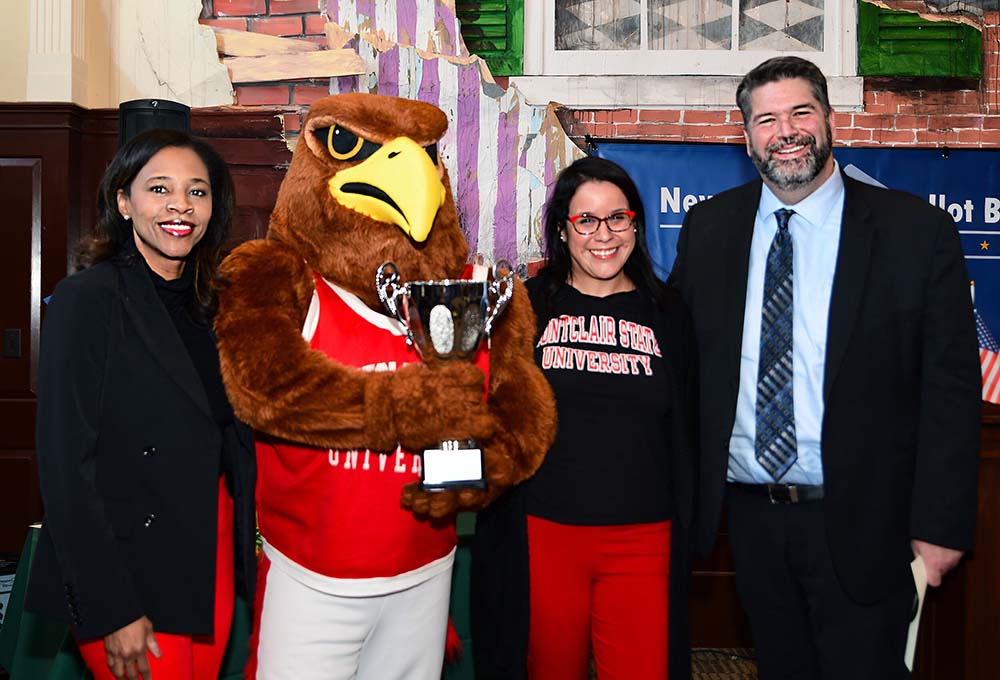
[{"left": 117, "top": 99, "right": 191, "bottom": 148}]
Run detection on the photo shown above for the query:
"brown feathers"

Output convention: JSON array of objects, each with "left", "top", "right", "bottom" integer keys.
[
  {"left": 302, "top": 94, "right": 448, "bottom": 149},
  {"left": 215, "top": 93, "right": 555, "bottom": 518},
  {"left": 267, "top": 95, "right": 466, "bottom": 308}
]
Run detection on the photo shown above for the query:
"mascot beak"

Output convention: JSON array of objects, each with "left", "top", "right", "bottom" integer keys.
[{"left": 327, "top": 137, "right": 446, "bottom": 243}]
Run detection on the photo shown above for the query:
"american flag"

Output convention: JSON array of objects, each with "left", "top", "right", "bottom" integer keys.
[{"left": 976, "top": 309, "right": 1000, "bottom": 404}]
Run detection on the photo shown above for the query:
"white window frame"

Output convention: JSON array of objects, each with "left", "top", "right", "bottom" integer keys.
[
  {"left": 523, "top": 0, "right": 857, "bottom": 77},
  {"left": 515, "top": 0, "right": 862, "bottom": 109}
]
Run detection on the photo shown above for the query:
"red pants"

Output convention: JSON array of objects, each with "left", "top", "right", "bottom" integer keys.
[
  {"left": 526, "top": 515, "right": 671, "bottom": 680},
  {"left": 78, "top": 477, "right": 235, "bottom": 680}
]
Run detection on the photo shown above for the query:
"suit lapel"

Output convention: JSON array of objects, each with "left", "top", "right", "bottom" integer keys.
[
  {"left": 824, "top": 176, "right": 874, "bottom": 402},
  {"left": 723, "top": 182, "right": 762, "bottom": 390},
  {"left": 119, "top": 259, "right": 213, "bottom": 420}
]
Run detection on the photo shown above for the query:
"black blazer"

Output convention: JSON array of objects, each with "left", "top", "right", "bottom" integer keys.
[
  {"left": 669, "top": 172, "right": 981, "bottom": 604},
  {"left": 26, "top": 252, "right": 256, "bottom": 640}
]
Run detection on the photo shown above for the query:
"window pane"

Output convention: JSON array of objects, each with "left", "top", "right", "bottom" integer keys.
[
  {"left": 739, "top": 0, "right": 824, "bottom": 51},
  {"left": 556, "top": 0, "right": 642, "bottom": 50},
  {"left": 649, "top": 0, "right": 733, "bottom": 50}
]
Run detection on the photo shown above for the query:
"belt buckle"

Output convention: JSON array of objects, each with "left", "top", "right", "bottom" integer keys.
[{"left": 767, "top": 484, "right": 798, "bottom": 504}]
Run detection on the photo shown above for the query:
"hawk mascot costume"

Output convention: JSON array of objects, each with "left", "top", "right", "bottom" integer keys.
[{"left": 215, "top": 94, "right": 555, "bottom": 679}]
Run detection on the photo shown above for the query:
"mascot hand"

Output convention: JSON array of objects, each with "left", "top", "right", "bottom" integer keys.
[
  {"left": 366, "top": 361, "right": 494, "bottom": 452},
  {"left": 401, "top": 482, "right": 461, "bottom": 517},
  {"left": 401, "top": 425, "right": 518, "bottom": 517},
  {"left": 401, "top": 482, "right": 500, "bottom": 518}
]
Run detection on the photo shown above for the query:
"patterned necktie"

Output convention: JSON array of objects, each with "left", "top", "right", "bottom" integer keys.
[{"left": 755, "top": 208, "right": 797, "bottom": 481}]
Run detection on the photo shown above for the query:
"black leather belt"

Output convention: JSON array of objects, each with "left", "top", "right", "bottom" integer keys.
[{"left": 728, "top": 482, "right": 824, "bottom": 504}]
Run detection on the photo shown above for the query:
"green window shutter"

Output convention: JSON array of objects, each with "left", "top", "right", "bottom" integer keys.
[
  {"left": 457, "top": 0, "right": 523, "bottom": 76},
  {"left": 858, "top": 1, "right": 982, "bottom": 78}
]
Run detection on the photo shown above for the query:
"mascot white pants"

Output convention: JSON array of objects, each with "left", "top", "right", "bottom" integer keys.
[{"left": 253, "top": 542, "right": 453, "bottom": 680}]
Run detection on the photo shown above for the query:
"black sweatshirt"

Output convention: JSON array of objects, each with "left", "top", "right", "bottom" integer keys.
[{"left": 526, "top": 284, "right": 673, "bottom": 525}]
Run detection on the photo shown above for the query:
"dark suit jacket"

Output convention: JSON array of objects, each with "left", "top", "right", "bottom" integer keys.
[
  {"left": 669, "top": 172, "right": 980, "bottom": 604},
  {"left": 26, "top": 252, "right": 256, "bottom": 640}
]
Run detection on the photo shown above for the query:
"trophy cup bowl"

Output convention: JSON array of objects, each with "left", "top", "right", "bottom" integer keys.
[{"left": 375, "top": 260, "right": 514, "bottom": 490}]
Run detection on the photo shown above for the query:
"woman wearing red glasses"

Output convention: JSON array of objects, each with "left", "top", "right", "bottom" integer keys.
[{"left": 471, "top": 156, "right": 697, "bottom": 679}]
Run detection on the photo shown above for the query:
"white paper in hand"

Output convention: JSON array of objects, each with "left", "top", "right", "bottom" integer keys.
[{"left": 905, "top": 555, "right": 928, "bottom": 671}]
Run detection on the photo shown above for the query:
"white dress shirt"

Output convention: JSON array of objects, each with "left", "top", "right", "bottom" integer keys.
[{"left": 728, "top": 163, "right": 846, "bottom": 485}]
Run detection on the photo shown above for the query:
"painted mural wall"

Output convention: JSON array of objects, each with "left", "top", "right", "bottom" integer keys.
[
  {"left": 318, "top": 0, "right": 584, "bottom": 267},
  {"left": 210, "top": 0, "right": 584, "bottom": 268},
  {"left": 328, "top": 46, "right": 580, "bottom": 267}
]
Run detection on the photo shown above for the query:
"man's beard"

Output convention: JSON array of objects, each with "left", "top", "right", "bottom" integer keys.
[{"left": 750, "top": 122, "right": 832, "bottom": 192}]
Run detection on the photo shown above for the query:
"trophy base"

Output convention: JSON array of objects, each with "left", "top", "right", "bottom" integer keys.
[{"left": 420, "top": 440, "right": 486, "bottom": 491}]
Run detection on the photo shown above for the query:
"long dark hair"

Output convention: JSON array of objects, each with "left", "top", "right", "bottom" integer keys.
[
  {"left": 540, "top": 156, "right": 668, "bottom": 307},
  {"left": 79, "top": 128, "right": 235, "bottom": 321}
]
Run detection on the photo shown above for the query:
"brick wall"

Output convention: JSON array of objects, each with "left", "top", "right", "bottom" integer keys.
[
  {"left": 567, "top": 91, "right": 1000, "bottom": 149},
  {"left": 200, "top": 4, "right": 1000, "bottom": 152},
  {"left": 568, "top": 100, "right": 1000, "bottom": 149},
  {"left": 201, "top": 0, "right": 329, "bottom": 136},
  {"left": 568, "top": 12, "right": 1000, "bottom": 150}
]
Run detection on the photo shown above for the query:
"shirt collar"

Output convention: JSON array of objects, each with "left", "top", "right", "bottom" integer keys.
[{"left": 758, "top": 160, "right": 845, "bottom": 229}]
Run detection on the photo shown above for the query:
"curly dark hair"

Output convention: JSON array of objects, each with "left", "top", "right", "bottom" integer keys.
[
  {"left": 79, "top": 128, "right": 235, "bottom": 322},
  {"left": 539, "top": 155, "right": 667, "bottom": 307}
]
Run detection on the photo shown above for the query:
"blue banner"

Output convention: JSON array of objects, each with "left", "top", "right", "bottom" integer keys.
[{"left": 595, "top": 141, "right": 1000, "bottom": 336}]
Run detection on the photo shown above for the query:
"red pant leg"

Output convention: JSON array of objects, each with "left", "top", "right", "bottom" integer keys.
[
  {"left": 77, "top": 478, "right": 236, "bottom": 680},
  {"left": 591, "top": 520, "right": 671, "bottom": 680},
  {"left": 526, "top": 516, "right": 595, "bottom": 680},
  {"left": 191, "top": 476, "right": 236, "bottom": 680},
  {"left": 78, "top": 632, "right": 194, "bottom": 680}
]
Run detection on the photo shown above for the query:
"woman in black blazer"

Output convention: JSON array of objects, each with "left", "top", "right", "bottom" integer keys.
[{"left": 26, "top": 129, "right": 256, "bottom": 680}]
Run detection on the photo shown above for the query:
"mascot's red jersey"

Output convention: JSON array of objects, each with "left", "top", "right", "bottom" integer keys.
[{"left": 256, "top": 275, "right": 489, "bottom": 588}]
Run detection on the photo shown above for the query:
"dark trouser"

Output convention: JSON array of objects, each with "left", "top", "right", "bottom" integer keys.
[{"left": 726, "top": 484, "right": 915, "bottom": 680}]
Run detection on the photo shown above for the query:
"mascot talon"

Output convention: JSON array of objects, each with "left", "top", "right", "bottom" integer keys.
[
  {"left": 215, "top": 94, "right": 556, "bottom": 679},
  {"left": 386, "top": 361, "right": 495, "bottom": 450},
  {"left": 402, "top": 482, "right": 461, "bottom": 519}
]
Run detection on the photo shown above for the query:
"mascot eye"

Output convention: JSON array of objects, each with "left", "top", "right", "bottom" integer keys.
[{"left": 315, "top": 125, "right": 381, "bottom": 162}]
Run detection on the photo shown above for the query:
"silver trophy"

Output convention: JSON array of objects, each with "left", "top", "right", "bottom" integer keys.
[{"left": 375, "top": 260, "right": 515, "bottom": 490}]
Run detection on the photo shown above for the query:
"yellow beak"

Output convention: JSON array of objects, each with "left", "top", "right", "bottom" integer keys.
[{"left": 327, "top": 137, "right": 446, "bottom": 243}]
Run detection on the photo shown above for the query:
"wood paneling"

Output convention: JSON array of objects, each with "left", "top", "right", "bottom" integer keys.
[
  {"left": 0, "top": 103, "right": 290, "bottom": 557},
  {"left": 0, "top": 452, "right": 38, "bottom": 555},
  {"left": 690, "top": 516, "right": 753, "bottom": 648},
  {"left": 964, "top": 406, "right": 1000, "bottom": 679},
  {"left": 0, "top": 105, "right": 87, "bottom": 555},
  {"left": 193, "top": 106, "right": 291, "bottom": 243},
  {"left": 0, "top": 160, "right": 39, "bottom": 395}
]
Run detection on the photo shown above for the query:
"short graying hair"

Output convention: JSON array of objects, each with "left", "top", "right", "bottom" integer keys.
[{"left": 736, "top": 56, "right": 832, "bottom": 124}]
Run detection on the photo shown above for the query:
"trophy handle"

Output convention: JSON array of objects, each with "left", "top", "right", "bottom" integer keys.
[
  {"left": 375, "top": 262, "right": 414, "bottom": 346},
  {"left": 484, "top": 259, "right": 515, "bottom": 336}
]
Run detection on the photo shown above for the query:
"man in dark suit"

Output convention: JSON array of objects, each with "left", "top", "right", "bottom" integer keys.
[{"left": 669, "top": 56, "right": 980, "bottom": 678}]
